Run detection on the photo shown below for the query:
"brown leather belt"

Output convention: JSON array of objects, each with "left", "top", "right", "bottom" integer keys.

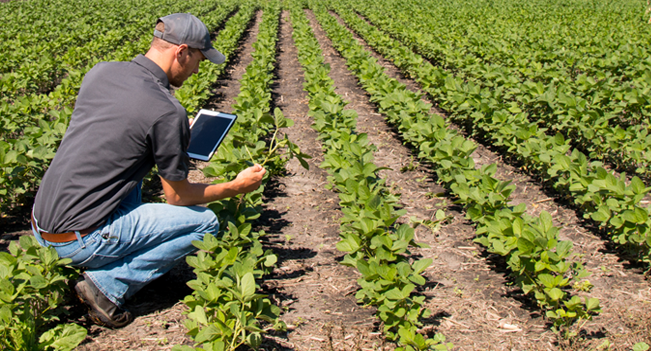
[{"left": 31, "top": 213, "right": 98, "bottom": 243}]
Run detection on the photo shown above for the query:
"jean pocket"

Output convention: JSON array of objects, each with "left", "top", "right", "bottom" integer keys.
[
  {"left": 77, "top": 238, "right": 119, "bottom": 269},
  {"left": 77, "top": 227, "right": 122, "bottom": 268},
  {"left": 58, "top": 234, "right": 100, "bottom": 266}
]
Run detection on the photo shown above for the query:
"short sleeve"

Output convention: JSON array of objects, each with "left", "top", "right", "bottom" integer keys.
[{"left": 148, "top": 111, "right": 190, "bottom": 181}]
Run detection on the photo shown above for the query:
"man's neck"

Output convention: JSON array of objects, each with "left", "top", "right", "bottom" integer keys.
[{"left": 145, "top": 48, "right": 175, "bottom": 83}]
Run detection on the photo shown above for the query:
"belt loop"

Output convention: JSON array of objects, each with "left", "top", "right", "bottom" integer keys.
[
  {"left": 75, "top": 231, "right": 86, "bottom": 249},
  {"left": 31, "top": 208, "right": 45, "bottom": 241}
]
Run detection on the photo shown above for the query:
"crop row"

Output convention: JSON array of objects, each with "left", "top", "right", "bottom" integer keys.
[
  {"left": 289, "top": 2, "right": 451, "bottom": 349},
  {"left": 0, "top": 0, "right": 235, "bottom": 217},
  {"left": 374, "top": 0, "right": 651, "bottom": 127},
  {"left": 1, "top": 0, "right": 201, "bottom": 117},
  {"left": 173, "top": 1, "right": 306, "bottom": 350},
  {"left": 0, "top": 0, "right": 128, "bottom": 43},
  {"left": 1, "top": 1, "right": 295, "bottom": 350},
  {"left": 352, "top": 0, "right": 651, "bottom": 184},
  {"left": 0, "top": 0, "right": 203, "bottom": 101},
  {"left": 313, "top": 0, "right": 600, "bottom": 336},
  {"left": 335, "top": 0, "right": 651, "bottom": 269},
  {"left": 391, "top": 0, "right": 648, "bottom": 74},
  {"left": 1, "top": 0, "right": 122, "bottom": 74},
  {"left": 1, "top": 0, "right": 218, "bottom": 133}
]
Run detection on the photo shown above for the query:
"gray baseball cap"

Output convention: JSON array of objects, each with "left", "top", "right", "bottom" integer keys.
[{"left": 154, "top": 13, "right": 225, "bottom": 64}]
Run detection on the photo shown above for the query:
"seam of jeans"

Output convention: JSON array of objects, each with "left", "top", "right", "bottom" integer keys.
[{"left": 64, "top": 246, "right": 86, "bottom": 260}]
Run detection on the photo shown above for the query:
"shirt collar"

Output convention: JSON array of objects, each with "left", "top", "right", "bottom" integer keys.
[{"left": 133, "top": 54, "right": 169, "bottom": 89}]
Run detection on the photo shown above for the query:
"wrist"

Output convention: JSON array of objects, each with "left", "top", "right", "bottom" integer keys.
[{"left": 228, "top": 177, "right": 246, "bottom": 195}]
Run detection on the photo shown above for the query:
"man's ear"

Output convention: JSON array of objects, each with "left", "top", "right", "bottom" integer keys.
[{"left": 175, "top": 44, "right": 189, "bottom": 60}]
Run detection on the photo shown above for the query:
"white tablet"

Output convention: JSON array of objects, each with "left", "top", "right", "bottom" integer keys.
[{"left": 187, "top": 109, "right": 237, "bottom": 161}]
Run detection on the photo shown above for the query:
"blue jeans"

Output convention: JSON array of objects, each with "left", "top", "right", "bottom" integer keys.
[{"left": 32, "top": 184, "right": 219, "bottom": 307}]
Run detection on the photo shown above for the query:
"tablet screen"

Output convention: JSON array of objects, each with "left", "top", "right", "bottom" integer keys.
[{"left": 187, "top": 110, "right": 237, "bottom": 161}]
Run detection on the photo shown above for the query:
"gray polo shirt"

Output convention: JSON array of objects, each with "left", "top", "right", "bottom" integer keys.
[{"left": 34, "top": 55, "right": 190, "bottom": 234}]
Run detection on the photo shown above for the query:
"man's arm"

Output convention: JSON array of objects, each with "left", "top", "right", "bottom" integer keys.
[{"left": 160, "top": 164, "right": 266, "bottom": 206}]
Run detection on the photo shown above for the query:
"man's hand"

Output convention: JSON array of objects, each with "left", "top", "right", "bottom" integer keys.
[
  {"left": 233, "top": 164, "right": 266, "bottom": 193},
  {"left": 160, "top": 164, "right": 267, "bottom": 206}
]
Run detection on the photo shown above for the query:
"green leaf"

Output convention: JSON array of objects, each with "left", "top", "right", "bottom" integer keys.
[
  {"left": 336, "top": 236, "right": 360, "bottom": 252},
  {"left": 512, "top": 218, "right": 524, "bottom": 236},
  {"left": 547, "top": 288, "right": 564, "bottom": 301},
  {"left": 171, "top": 346, "right": 197, "bottom": 351},
  {"left": 517, "top": 237, "right": 535, "bottom": 254},
  {"left": 586, "top": 297, "right": 600, "bottom": 311},
  {"left": 539, "top": 211, "right": 553, "bottom": 233},
  {"left": 0, "top": 305, "right": 12, "bottom": 324},
  {"left": 537, "top": 274, "right": 555, "bottom": 289},
  {"left": 247, "top": 332, "right": 262, "bottom": 348},
  {"left": 38, "top": 324, "right": 87, "bottom": 351},
  {"left": 590, "top": 206, "right": 611, "bottom": 223},
  {"left": 385, "top": 287, "right": 405, "bottom": 300},
  {"left": 366, "top": 194, "right": 381, "bottom": 210},
  {"left": 29, "top": 275, "right": 48, "bottom": 290},
  {"left": 189, "top": 306, "right": 208, "bottom": 325},
  {"left": 194, "top": 325, "right": 220, "bottom": 344},
  {"left": 411, "top": 258, "right": 432, "bottom": 275},
  {"left": 241, "top": 272, "right": 256, "bottom": 300},
  {"left": 264, "top": 255, "right": 277, "bottom": 267},
  {"left": 630, "top": 177, "right": 647, "bottom": 195}
]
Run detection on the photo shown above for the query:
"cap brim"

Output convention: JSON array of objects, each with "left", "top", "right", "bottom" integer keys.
[{"left": 201, "top": 47, "right": 225, "bottom": 64}]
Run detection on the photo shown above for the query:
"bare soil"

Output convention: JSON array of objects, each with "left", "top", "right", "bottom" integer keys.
[{"left": 2, "top": 7, "right": 650, "bottom": 351}]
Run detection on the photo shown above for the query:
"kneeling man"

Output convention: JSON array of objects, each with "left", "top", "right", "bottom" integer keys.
[{"left": 31, "top": 13, "right": 265, "bottom": 328}]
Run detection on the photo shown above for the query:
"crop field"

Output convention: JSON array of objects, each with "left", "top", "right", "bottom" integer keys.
[{"left": 2, "top": 0, "right": 651, "bottom": 349}]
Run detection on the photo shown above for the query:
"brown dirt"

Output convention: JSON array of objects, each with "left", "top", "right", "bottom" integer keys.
[
  {"left": 2, "top": 6, "right": 651, "bottom": 351},
  {"left": 323, "top": 8, "right": 651, "bottom": 351},
  {"left": 253, "top": 10, "right": 382, "bottom": 350}
]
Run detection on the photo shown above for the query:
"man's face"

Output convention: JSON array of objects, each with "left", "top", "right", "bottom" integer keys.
[{"left": 170, "top": 45, "right": 205, "bottom": 87}]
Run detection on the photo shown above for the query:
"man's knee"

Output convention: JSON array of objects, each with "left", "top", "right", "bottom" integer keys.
[
  {"left": 195, "top": 208, "right": 220, "bottom": 240},
  {"left": 205, "top": 212, "right": 220, "bottom": 236}
]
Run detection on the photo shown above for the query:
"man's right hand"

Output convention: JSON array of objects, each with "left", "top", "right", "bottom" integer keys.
[
  {"left": 160, "top": 164, "right": 267, "bottom": 206},
  {"left": 234, "top": 164, "right": 266, "bottom": 194}
]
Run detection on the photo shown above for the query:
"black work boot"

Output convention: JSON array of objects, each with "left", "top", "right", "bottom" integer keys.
[{"left": 74, "top": 274, "right": 133, "bottom": 328}]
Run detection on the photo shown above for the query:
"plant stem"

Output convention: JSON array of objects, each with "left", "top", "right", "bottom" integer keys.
[
  {"left": 228, "top": 318, "right": 242, "bottom": 351},
  {"left": 261, "top": 126, "right": 281, "bottom": 167},
  {"left": 244, "top": 145, "right": 256, "bottom": 164}
]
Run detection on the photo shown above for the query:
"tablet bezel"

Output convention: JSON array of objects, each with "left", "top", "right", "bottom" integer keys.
[{"left": 187, "top": 109, "right": 237, "bottom": 161}]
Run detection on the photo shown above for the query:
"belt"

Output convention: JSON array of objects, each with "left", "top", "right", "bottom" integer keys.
[{"left": 31, "top": 213, "right": 99, "bottom": 243}]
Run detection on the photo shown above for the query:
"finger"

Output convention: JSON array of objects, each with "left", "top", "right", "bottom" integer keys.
[{"left": 255, "top": 166, "right": 266, "bottom": 176}]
